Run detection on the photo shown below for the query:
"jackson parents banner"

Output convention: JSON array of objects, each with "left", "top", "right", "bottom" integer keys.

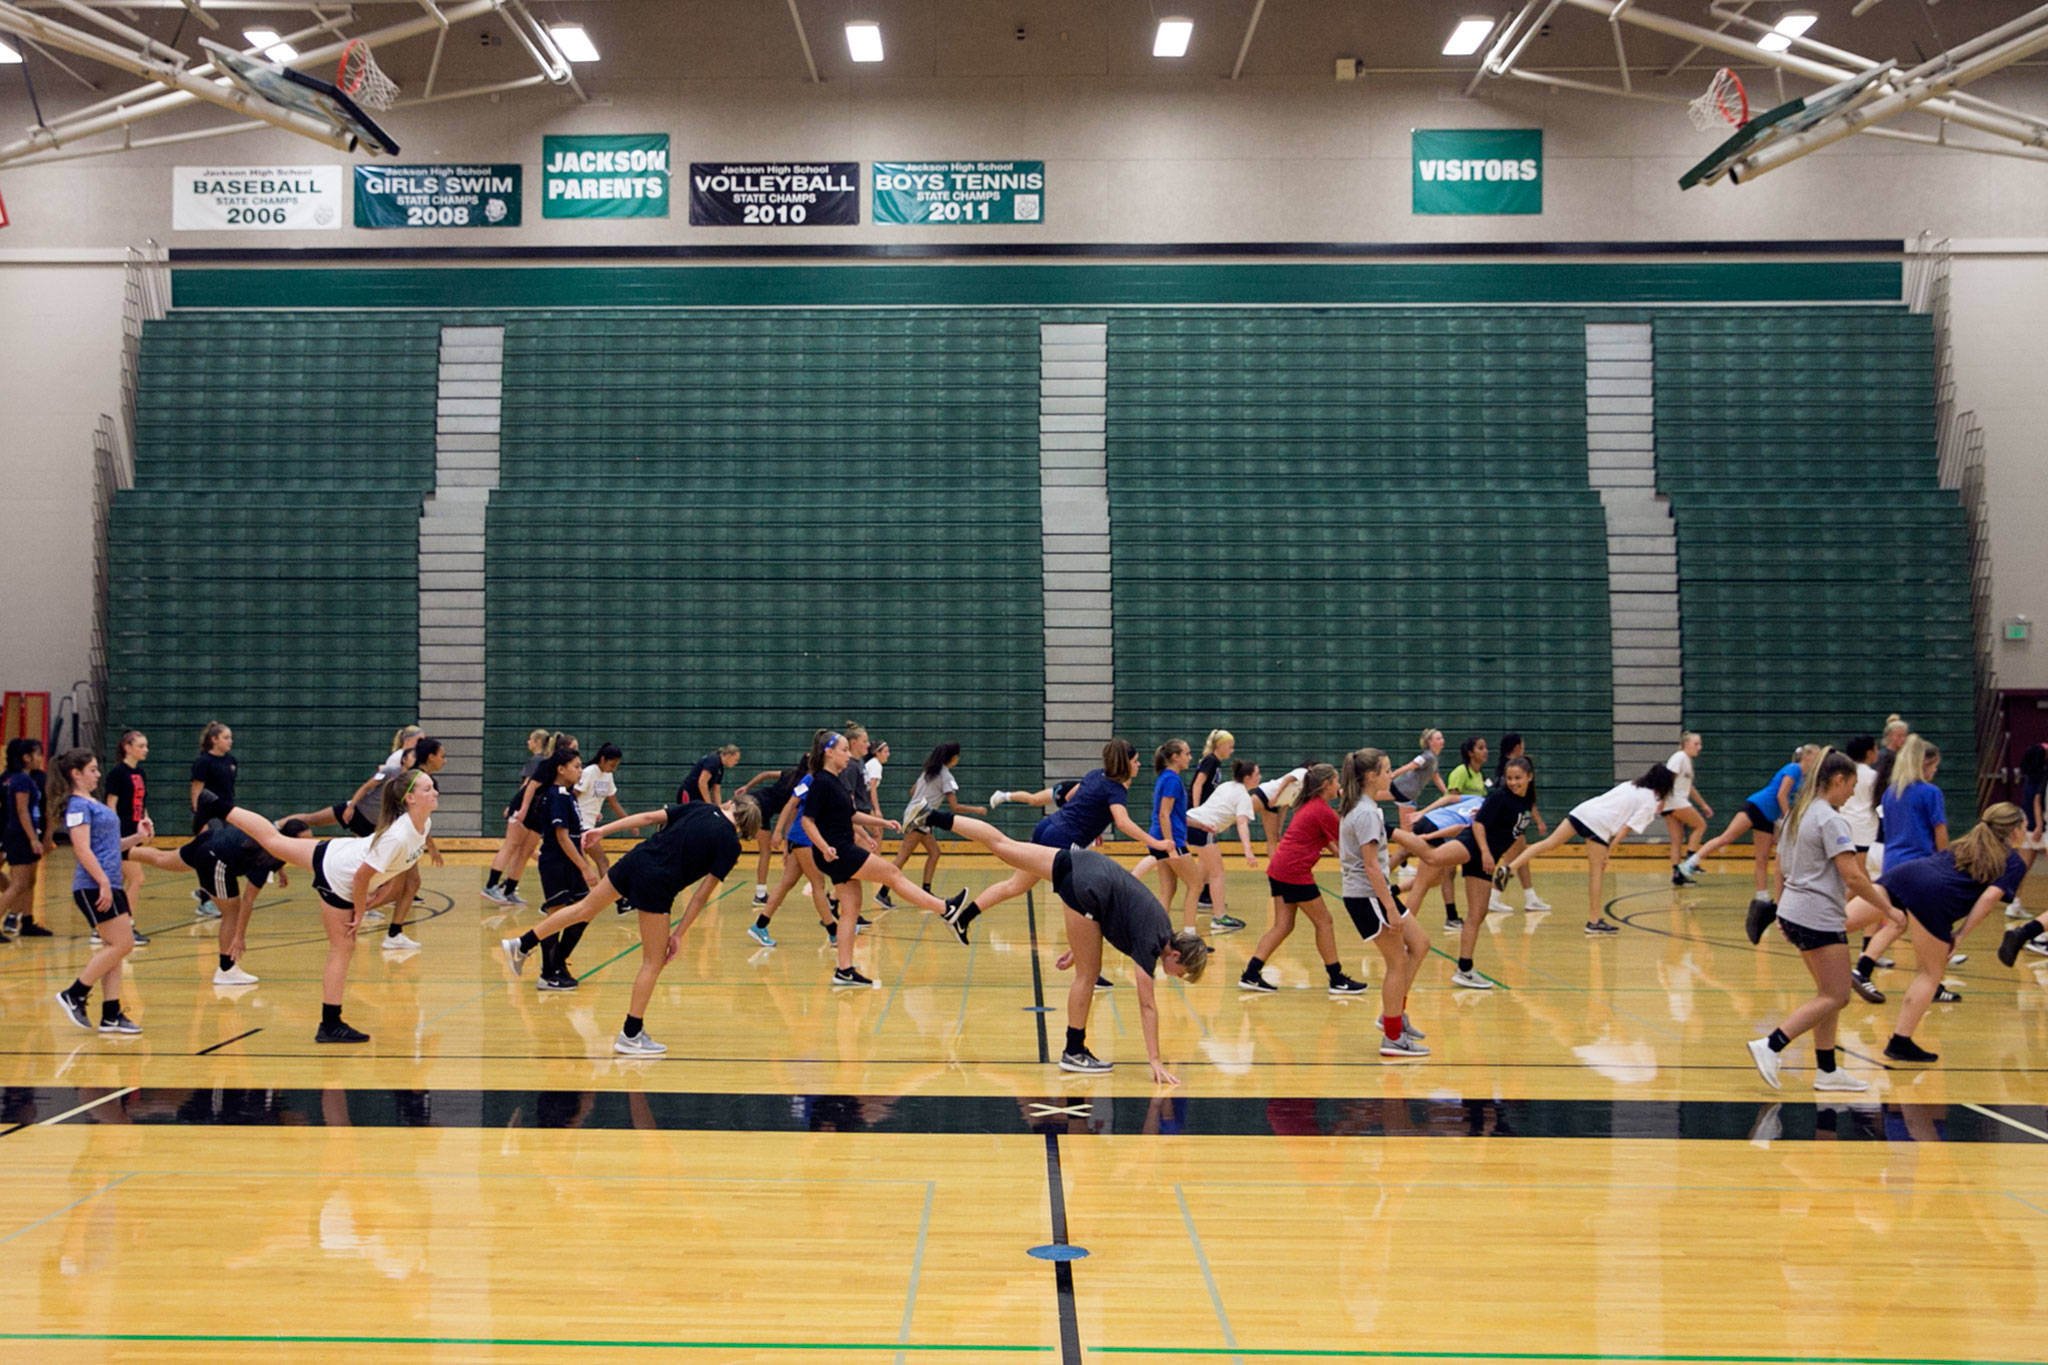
[
  {"left": 689, "top": 163, "right": 859, "bottom": 226},
  {"left": 174, "top": 166, "right": 341, "bottom": 230},
  {"left": 355, "top": 164, "right": 521, "bottom": 228},
  {"left": 872, "top": 161, "right": 1043, "bottom": 225},
  {"left": 543, "top": 134, "right": 669, "bottom": 218},
  {"left": 1411, "top": 129, "right": 1543, "bottom": 215}
]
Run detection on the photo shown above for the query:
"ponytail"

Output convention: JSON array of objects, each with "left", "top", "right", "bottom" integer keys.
[
  {"left": 1201, "top": 729, "right": 1234, "bottom": 758},
  {"left": 1950, "top": 803, "right": 2023, "bottom": 883},
  {"left": 1102, "top": 738, "right": 1139, "bottom": 785},
  {"left": 1339, "top": 749, "right": 1387, "bottom": 815},
  {"left": 45, "top": 748, "right": 96, "bottom": 818},
  {"left": 1154, "top": 738, "right": 1188, "bottom": 774},
  {"left": 1290, "top": 763, "right": 1338, "bottom": 813},
  {"left": 1889, "top": 734, "right": 1932, "bottom": 798},
  {"left": 1781, "top": 747, "right": 1855, "bottom": 850}
]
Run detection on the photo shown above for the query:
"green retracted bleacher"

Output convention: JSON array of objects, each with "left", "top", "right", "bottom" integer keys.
[
  {"left": 107, "top": 313, "right": 436, "bottom": 816},
  {"left": 1107, "top": 309, "right": 1615, "bottom": 817},
  {"left": 1654, "top": 308, "right": 1977, "bottom": 823}
]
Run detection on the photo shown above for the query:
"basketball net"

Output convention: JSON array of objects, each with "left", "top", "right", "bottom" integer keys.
[
  {"left": 1687, "top": 67, "right": 1748, "bottom": 132},
  {"left": 338, "top": 40, "right": 400, "bottom": 110}
]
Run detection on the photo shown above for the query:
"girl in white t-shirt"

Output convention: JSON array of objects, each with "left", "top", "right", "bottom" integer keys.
[
  {"left": 1179, "top": 759, "right": 1264, "bottom": 934},
  {"left": 893, "top": 742, "right": 986, "bottom": 895},
  {"left": 1662, "top": 732, "right": 1715, "bottom": 885},
  {"left": 575, "top": 744, "right": 629, "bottom": 889},
  {"left": 209, "top": 773, "right": 438, "bottom": 1045},
  {"left": 1497, "top": 765, "right": 1676, "bottom": 935}
]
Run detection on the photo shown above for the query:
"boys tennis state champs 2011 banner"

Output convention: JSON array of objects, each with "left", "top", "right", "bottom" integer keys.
[
  {"left": 872, "top": 161, "right": 1043, "bottom": 224},
  {"left": 1411, "top": 129, "right": 1543, "bottom": 215},
  {"left": 355, "top": 165, "right": 521, "bottom": 228},
  {"left": 543, "top": 134, "right": 669, "bottom": 218}
]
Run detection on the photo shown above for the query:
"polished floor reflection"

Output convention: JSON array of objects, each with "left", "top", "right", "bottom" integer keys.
[{"left": 2, "top": 852, "right": 2044, "bottom": 1361}]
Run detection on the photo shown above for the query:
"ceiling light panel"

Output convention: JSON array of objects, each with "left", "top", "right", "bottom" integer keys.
[
  {"left": 1154, "top": 18, "right": 1193, "bottom": 58},
  {"left": 1443, "top": 17, "right": 1495, "bottom": 56},
  {"left": 846, "top": 22, "right": 884, "bottom": 62},
  {"left": 548, "top": 25, "right": 600, "bottom": 63}
]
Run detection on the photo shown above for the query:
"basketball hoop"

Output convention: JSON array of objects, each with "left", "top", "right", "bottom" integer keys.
[
  {"left": 1688, "top": 67, "right": 1748, "bottom": 131},
  {"left": 337, "top": 40, "right": 400, "bottom": 111}
]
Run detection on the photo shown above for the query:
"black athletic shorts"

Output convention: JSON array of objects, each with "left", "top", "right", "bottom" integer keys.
[
  {"left": 1778, "top": 916, "right": 1848, "bottom": 951},
  {"left": 816, "top": 843, "right": 870, "bottom": 887},
  {"left": 72, "top": 886, "right": 132, "bottom": 926},
  {"left": 1186, "top": 824, "right": 1212, "bottom": 848},
  {"left": 331, "top": 800, "right": 376, "bottom": 838},
  {"left": 1, "top": 836, "right": 37, "bottom": 867},
  {"left": 310, "top": 841, "right": 353, "bottom": 911},
  {"left": 1342, "top": 892, "right": 1406, "bottom": 940},
  {"left": 1903, "top": 904, "right": 1960, "bottom": 947},
  {"left": 1567, "top": 814, "right": 1609, "bottom": 847},
  {"left": 180, "top": 841, "right": 271, "bottom": 901},
  {"left": 604, "top": 848, "right": 686, "bottom": 917},
  {"left": 1253, "top": 787, "right": 1280, "bottom": 812},
  {"left": 539, "top": 859, "right": 587, "bottom": 909},
  {"left": 1268, "top": 876, "right": 1321, "bottom": 904},
  {"left": 1741, "top": 800, "right": 1778, "bottom": 837},
  {"left": 1454, "top": 830, "right": 1493, "bottom": 882}
]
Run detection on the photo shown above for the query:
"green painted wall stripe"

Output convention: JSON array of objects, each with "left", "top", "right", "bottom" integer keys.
[{"left": 170, "top": 261, "right": 1903, "bottom": 310}]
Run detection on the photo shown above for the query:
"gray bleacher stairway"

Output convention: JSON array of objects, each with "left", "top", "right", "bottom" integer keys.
[
  {"left": 1585, "top": 322, "right": 1683, "bottom": 781},
  {"left": 416, "top": 325, "right": 503, "bottom": 835},
  {"left": 1039, "top": 322, "right": 1112, "bottom": 785}
]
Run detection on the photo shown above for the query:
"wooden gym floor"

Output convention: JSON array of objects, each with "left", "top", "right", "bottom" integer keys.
[{"left": 1, "top": 846, "right": 2045, "bottom": 1362}]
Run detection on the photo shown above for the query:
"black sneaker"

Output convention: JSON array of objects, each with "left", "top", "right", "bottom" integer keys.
[
  {"left": 1883, "top": 1036, "right": 1938, "bottom": 1063},
  {"left": 131, "top": 928, "right": 150, "bottom": 947},
  {"left": 1327, "top": 974, "right": 1369, "bottom": 996},
  {"left": 1934, "top": 985, "right": 1962, "bottom": 1003},
  {"left": 857, "top": 915, "right": 872, "bottom": 929},
  {"left": 537, "top": 971, "right": 578, "bottom": 992},
  {"left": 1745, "top": 896, "right": 1778, "bottom": 945},
  {"left": 1058, "top": 1048, "right": 1112, "bottom": 1074},
  {"left": 1095, "top": 974, "right": 1113, "bottom": 990},
  {"left": 193, "top": 788, "right": 234, "bottom": 825},
  {"left": 1849, "top": 970, "right": 1885, "bottom": 1004},
  {"left": 1491, "top": 864, "right": 1512, "bottom": 891},
  {"left": 0, "top": 914, "right": 17, "bottom": 940},
  {"left": 54, "top": 990, "right": 91, "bottom": 1031},
  {"left": 1196, "top": 893, "right": 1213, "bottom": 909},
  {"left": 1584, "top": 919, "right": 1620, "bottom": 935},
  {"left": 821, "top": 920, "right": 838, "bottom": 947},
  {"left": 1672, "top": 865, "right": 1699, "bottom": 887},
  {"left": 875, "top": 889, "right": 895, "bottom": 909},
  {"left": 832, "top": 966, "right": 876, "bottom": 989},
  {"left": 98, "top": 1012, "right": 142, "bottom": 1036},
  {"left": 940, "top": 890, "right": 971, "bottom": 946},
  {"left": 315, "top": 1020, "right": 370, "bottom": 1044},
  {"left": 16, "top": 920, "right": 52, "bottom": 938},
  {"left": 2000, "top": 926, "right": 2029, "bottom": 968},
  {"left": 1238, "top": 971, "right": 1277, "bottom": 993},
  {"left": 1444, "top": 914, "right": 1465, "bottom": 931}
]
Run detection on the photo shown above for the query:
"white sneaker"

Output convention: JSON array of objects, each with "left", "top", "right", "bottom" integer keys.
[
  {"left": 989, "top": 790, "right": 1009, "bottom": 809},
  {"left": 1488, "top": 891, "right": 1512, "bottom": 912},
  {"left": 212, "top": 965, "right": 259, "bottom": 986},
  {"left": 382, "top": 932, "right": 420, "bottom": 951},
  {"left": 2028, "top": 938, "right": 2048, "bottom": 958},
  {"left": 361, "top": 909, "right": 387, "bottom": 926},
  {"left": 1746, "top": 1037, "right": 1782, "bottom": 1090},
  {"left": 1522, "top": 891, "right": 1552, "bottom": 911},
  {"left": 1450, "top": 968, "right": 1493, "bottom": 990},
  {"left": 1813, "top": 1068, "right": 1869, "bottom": 1092},
  {"left": 2006, "top": 899, "right": 2026, "bottom": 921},
  {"left": 614, "top": 1030, "right": 667, "bottom": 1056},
  {"left": 1949, "top": 952, "right": 1967, "bottom": 966},
  {"left": 1379, "top": 1034, "right": 1429, "bottom": 1059},
  {"left": 193, "top": 900, "right": 222, "bottom": 920}
]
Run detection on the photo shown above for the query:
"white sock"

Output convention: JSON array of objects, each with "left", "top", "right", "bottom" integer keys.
[{"left": 754, "top": 883, "right": 768, "bottom": 897}]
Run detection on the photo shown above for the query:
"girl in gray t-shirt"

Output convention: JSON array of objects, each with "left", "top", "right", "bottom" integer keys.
[
  {"left": 1336, "top": 748, "right": 1432, "bottom": 1060},
  {"left": 1745, "top": 748, "right": 1898, "bottom": 1095},
  {"left": 1388, "top": 729, "right": 1446, "bottom": 826}
]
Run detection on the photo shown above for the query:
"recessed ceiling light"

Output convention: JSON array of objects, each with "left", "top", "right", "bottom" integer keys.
[
  {"left": 1758, "top": 12, "right": 1816, "bottom": 52},
  {"left": 547, "top": 24, "right": 600, "bottom": 63},
  {"left": 1443, "top": 17, "right": 1496, "bottom": 56},
  {"left": 1153, "top": 17, "right": 1193, "bottom": 58},
  {"left": 0, "top": 39, "right": 21, "bottom": 64},
  {"left": 243, "top": 29, "right": 298, "bottom": 62},
  {"left": 846, "top": 21, "right": 884, "bottom": 62}
]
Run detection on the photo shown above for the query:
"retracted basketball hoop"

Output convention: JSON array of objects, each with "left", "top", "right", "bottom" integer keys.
[
  {"left": 337, "top": 40, "right": 400, "bottom": 111},
  {"left": 1688, "top": 67, "right": 1749, "bottom": 132}
]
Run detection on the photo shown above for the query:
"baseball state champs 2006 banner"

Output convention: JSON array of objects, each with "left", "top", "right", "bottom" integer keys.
[
  {"left": 543, "top": 134, "right": 669, "bottom": 218},
  {"left": 173, "top": 166, "right": 341, "bottom": 230},
  {"left": 872, "top": 161, "right": 1043, "bottom": 224},
  {"left": 355, "top": 165, "right": 521, "bottom": 228},
  {"left": 689, "top": 163, "right": 859, "bottom": 226}
]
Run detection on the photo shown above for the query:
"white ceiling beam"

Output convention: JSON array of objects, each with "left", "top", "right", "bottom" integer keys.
[
  {"left": 1230, "top": 0, "right": 1266, "bottom": 80},
  {"left": 784, "top": 0, "right": 818, "bottom": 82}
]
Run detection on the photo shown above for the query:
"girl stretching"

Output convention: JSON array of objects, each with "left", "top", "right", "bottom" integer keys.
[
  {"left": 894, "top": 742, "right": 986, "bottom": 895},
  {"left": 127, "top": 815, "right": 308, "bottom": 985},
  {"left": 1180, "top": 759, "right": 1262, "bottom": 933},
  {"left": 1131, "top": 740, "right": 1204, "bottom": 929},
  {"left": 1744, "top": 748, "right": 1897, "bottom": 1093},
  {"left": 1498, "top": 765, "right": 1676, "bottom": 934},
  {"left": 1238, "top": 765, "right": 1368, "bottom": 997},
  {"left": 924, "top": 809, "right": 1210, "bottom": 1081},
  {"left": 483, "top": 728, "right": 553, "bottom": 905},
  {"left": 1407, "top": 759, "right": 1536, "bottom": 987},
  {"left": 1662, "top": 732, "right": 1713, "bottom": 885},
  {"left": 1336, "top": 749, "right": 1431, "bottom": 1057},
  {"left": 1676, "top": 747, "right": 1817, "bottom": 904},
  {"left": 1491, "top": 735, "right": 1552, "bottom": 911},
  {"left": 1389, "top": 729, "right": 1448, "bottom": 831},
  {"left": 48, "top": 750, "right": 151, "bottom": 1035}
]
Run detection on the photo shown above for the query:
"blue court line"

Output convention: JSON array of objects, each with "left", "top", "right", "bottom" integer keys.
[
  {"left": 0, "top": 1172, "right": 135, "bottom": 1246},
  {"left": 1174, "top": 1185, "right": 1243, "bottom": 1365},
  {"left": 874, "top": 915, "right": 932, "bottom": 1036},
  {"left": 895, "top": 1181, "right": 937, "bottom": 1365},
  {"left": 2004, "top": 1192, "right": 2048, "bottom": 1219}
]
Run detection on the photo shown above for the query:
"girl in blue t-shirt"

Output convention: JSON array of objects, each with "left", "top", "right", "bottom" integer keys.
[
  {"left": 1876, "top": 734, "right": 1948, "bottom": 873},
  {"left": 48, "top": 749, "right": 153, "bottom": 1035},
  {"left": 1, "top": 738, "right": 53, "bottom": 939},
  {"left": 1678, "top": 745, "right": 1819, "bottom": 904},
  {"left": 1132, "top": 740, "right": 1205, "bottom": 930},
  {"left": 756, "top": 731, "right": 841, "bottom": 946}
]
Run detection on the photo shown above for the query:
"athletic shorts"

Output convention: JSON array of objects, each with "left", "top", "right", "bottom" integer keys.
[
  {"left": 1415, "top": 814, "right": 1466, "bottom": 839},
  {"left": 71, "top": 886, "right": 132, "bottom": 926},
  {"left": 604, "top": 848, "right": 686, "bottom": 917},
  {"left": 310, "top": 842, "right": 353, "bottom": 911},
  {"left": 1253, "top": 788, "right": 1280, "bottom": 812},
  {"left": 1030, "top": 816, "right": 1061, "bottom": 848},
  {"left": 1778, "top": 916, "right": 1847, "bottom": 951},
  {"left": 539, "top": 859, "right": 587, "bottom": 909},
  {"left": 331, "top": 801, "right": 376, "bottom": 838},
  {"left": 1, "top": 835, "right": 37, "bottom": 867},
  {"left": 816, "top": 843, "right": 870, "bottom": 887},
  {"left": 503, "top": 787, "right": 526, "bottom": 821},
  {"left": 1567, "top": 814, "right": 1609, "bottom": 847},
  {"left": 1342, "top": 893, "right": 1407, "bottom": 940},
  {"left": 180, "top": 841, "right": 270, "bottom": 901},
  {"left": 1902, "top": 903, "right": 1961, "bottom": 947},
  {"left": 1268, "top": 876, "right": 1321, "bottom": 904},
  {"left": 521, "top": 795, "right": 551, "bottom": 836},
  {"left": 2023, "top": 785, "right": 2044, "bottom": 833},
  {"left": 1741, "top": 800, "right": 1778, "bottom": 837},
  {"left": 1453, "top": 830, "right": 1493, "bottom": 882},
  {"left": 1186, "top": 824, "right": 1212, "bottom": 849}
]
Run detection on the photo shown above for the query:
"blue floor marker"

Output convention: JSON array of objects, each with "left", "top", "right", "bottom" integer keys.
[{"left": 1027, "top": 1244, "right": 1089, "bottom": 1261}]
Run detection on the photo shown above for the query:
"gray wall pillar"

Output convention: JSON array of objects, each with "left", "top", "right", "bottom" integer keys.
[
  {"left": 416, "top": 325, "right": 503, "bottom": 836},
  {"left": 1040, "top": 322, "right": 1111, "bottom": 784}
]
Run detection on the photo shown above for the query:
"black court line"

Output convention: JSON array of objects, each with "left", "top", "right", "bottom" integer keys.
[
  {"left": 1041, "top": 1132, "right": 1083, "bottom": 1365},
  {"left": 1, "top": 1087, "right": 2042, "bottom": 1143},
  {"left": 194, "top": 1028, "right": 262, "bottom": 1057},
  {"left": 1026, "top": 889, "right": 1050, "bottom": 1065}
]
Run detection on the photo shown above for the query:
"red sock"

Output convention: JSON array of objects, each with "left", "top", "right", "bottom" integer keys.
[{"left": 1382, "top": 1015, "right": 1402, "bottom": 1041}]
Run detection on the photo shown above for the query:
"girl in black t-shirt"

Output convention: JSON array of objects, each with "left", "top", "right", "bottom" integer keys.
[
  {"left": 187, "top": 722, "right": 238, "bottom": 913},
  {"left": 105, "top": 730, "right": 151, "bottom": 913},
  {"left": 484, "top": 729, "right": 570, "bottom": 906},
  {"left": 1490, "top": 735, "right": 1552, "bottom": 912}
]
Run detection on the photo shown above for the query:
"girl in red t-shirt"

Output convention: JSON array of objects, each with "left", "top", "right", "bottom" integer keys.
[{"left": 1237, "top": 764, "right": 1366, "bottom": 997}]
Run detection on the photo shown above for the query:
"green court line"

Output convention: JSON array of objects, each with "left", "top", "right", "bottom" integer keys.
[
  {"left": 1093, "top": 1351, "right": 2037, "bottom": 1364},
  {"left": 0, "top": 1334, "right": 1048, "bottom": 1352}
]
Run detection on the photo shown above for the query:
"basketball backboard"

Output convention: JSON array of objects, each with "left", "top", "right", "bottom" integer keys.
[
  {"left": 1679, "top": 62, "right": 1896, "bottom": 189},
  {"left": 201, "top": 38, "right": 400, "bottom": 157}
]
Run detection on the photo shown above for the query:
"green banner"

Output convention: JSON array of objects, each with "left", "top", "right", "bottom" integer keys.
[
  {"left": 872, "top": 161, "right": 1043, "bottom": 225},
  {"left": 354, "top": 165, "right": 520, "bottom": 229},
  {"left": 542, "top": 134, "right": 669, "bottom": 219},
  {"left": 1412, "top": 129, "right": 1542, "bottom": 215}
]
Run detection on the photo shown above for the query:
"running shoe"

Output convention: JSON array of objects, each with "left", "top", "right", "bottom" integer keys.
[
  {"left": 1849, "top": 970, "right": 1885, "bottom": 1005},
  {"left": 1443, "top": 915, "right": 1464, "bottom": 933},
  {"left": 130, "top": 929, "right": 150, "bottom": 947},
  {"left": 1451, "top": 968, "right": 1493, "bottom": 990},
  {"left": 1585, "top": 919, "right": 1620, "bottom": 935},
  {"left": 874, "top": 888, "right": 895, "bottom": 909},
  {"left": 1095, "top": 975, "right": 1113, "bottom": 991},
  {"left": 1812, "top": 1069, "right": 1869, "bottom": 1093},
  {"left": 315, "top": 1021, "right": 370, "bottom": 1044},
  {"left": 902, "top": 798, "right": 932, "bottom": 835},
  {"left": 0, "top": 913, "right": 16, "bottom": 939},
  {"left": 1327, "top": 975, "right": 1369, "bottom": 996},
  {"left": 98, "top": 1013, "right": 142, "bottom": 1036},
  {"left": 1883, "top": 1036, "right": 1938, "bottom": 1063},
  {"left": 1379, "top": 1034, "right": 1429, "bottom": 1060},
  {"left": 1933, "top": 985, "right": 1962, "bottom": 1003},
  {"left": 1207, "top": 913, "right": 1247, "bottom": 932},
  {"left": 1490, "top": 864, "right": 1511, "bottom": 891},
  {"left": 614, "top": 1031, "right": 668, "bottom": 1056},
  {"left": 481, "top": 885, "right": 511, "bottom": 904},
  {"left": 213, "top": 965, "right": 260, "bottom": 986},
  {"left": 500, "top": 937, "right": 530, "bottom": 974},
  {"left": 1488, "top": 890, "right": 1512, "bottom": 912},
  {"left": 1948, "top": 952, "right": 1967, "bottom": 966},
  {"left": 1745, "top": 895, "right": 1778, "bottom": 945},
  {"left": 989, "top": 791, "right": 1010, "bottom": 809},
  {"left": 505, "top": 889, "right": 528, "bottom": 906},
  {"left": 1999, "top": 925, "right": 2030, "bottom": 967},
  {"left": 1238, "top": 971, "right": 1277, "bottom": 993},
  {"left": 746, "top": 923, "right": 777, "bottom": 948},
  {"left": 54, "top": 990, "right": 91, "bottom": 1031},
  {"left": 381, "top": 932, "right": 420, "bottom": 951},
  {"left": 1196, "top": 892, "right": 1213, "bottom": 910},
  {"left": 17, "top": 920, "right": 52, "bottom": 938},
  {"left": 1401, "top": 1016, "right": 1426, "bottom": 1041},
  {"left": 1676, "top": 853, "right": 1702, "bottom": 880},
  {"left": 1671, "top": 866, "right": 1697, "bottom": 887},
  {"left": 537, "top": 971, "right": 578, "bottom": 992},
  {"left": 1059, "top": 1048, "right": 1112, "bottom": 1074},
  {"left": 832, "top": 966, "right": 877, "bottom": 989},
  {"left": 361, "top": 909, "right": 386, "bottom": 926},
  {"left": 752, "top": 888, "right": 769, "bottom": 906},
  {"left": 940, "top": 891, "right": 971, "bottom": 946},
  {"left": 1522, "top": 891, "right": 1552, "bottom": 911},
  {"left": 1746, "top": 1037, "right": 1782, "bottom": 1090},
  {"left": 194, "top": 900, "right": 222, "bottom": 921},
  {"left": 2026, "top": 938, "right": 2048, "bottom": 957}
]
